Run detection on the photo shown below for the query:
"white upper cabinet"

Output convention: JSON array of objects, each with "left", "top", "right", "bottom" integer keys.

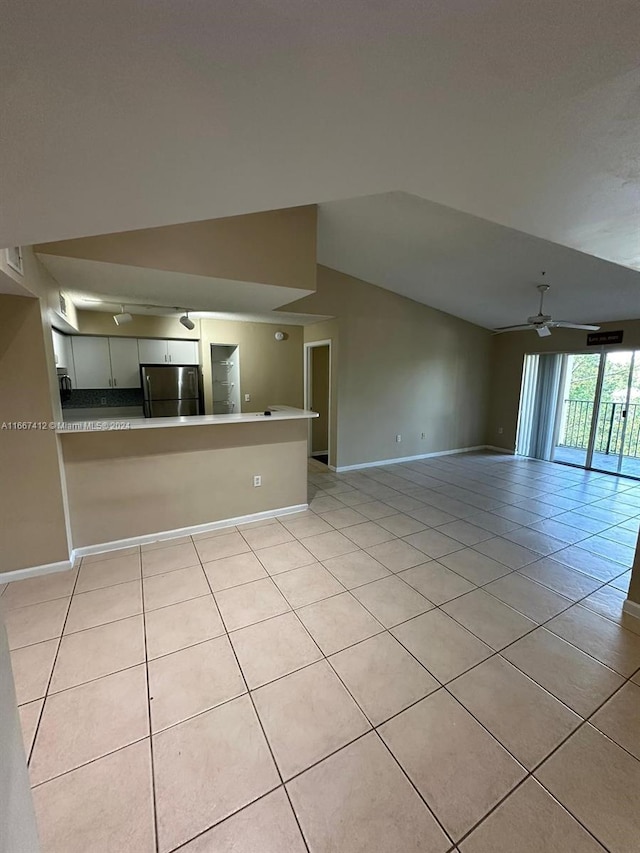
[
  {"left": 137, "top": 339, "right": 170, "bottom": 364},
  {"left": 71, "top": 337, "right": 112, "bottom": 389},
  {"left": 108, "top": 338, "right": 141, "bottom": 388},
  {"left": 167, "top": 339, "right": 199, "bottom": 364},
  {"left": 138, "top": 338, "right": 199, "bottom": 364},
  {"left": 71, "top": 336, "right": 200, "bottom": 387}
]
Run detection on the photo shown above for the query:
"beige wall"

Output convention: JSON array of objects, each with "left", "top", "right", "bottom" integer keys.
[
  {"left": 200, "top": 319, "right": 303, "bottom": 415},
  {"left": 0, "top": 295, "right": 70, "bottom": 573},
  {"left": 0, "top": 620, "right": 39, "bottom": 853},
  {"left": 74, "top": 310, "right": 200, "bottom": 340},
  {"left": 61, "top": 420, "right": 308, "bottom": 547},
  {"left": 488, "top": 318, "right": 640, "bottom": 452},
  {"left": 289, "top": 266, "right": 491, "bottom": 469},
  {"left": 311, "top": 345, "right": 330, "bottom": 454},
  {"left": 1, "top": 246, "right": 78, "bottom": 333},
  {"left": 35, "top": 205, "right": 317, "bottom": 293}
]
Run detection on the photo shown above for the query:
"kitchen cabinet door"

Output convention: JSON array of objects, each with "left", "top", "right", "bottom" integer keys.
[
  {"left": 167, "top": 339, "right": 199, "bottom": 364},
  {"left": 137, "top": 339, "right": 168, "bottom": 364},
  {"left": 109, "top": 338, "right": 141, "bottom": 388},
  {"left": 71, "top": 337, "right": 112, "bottom": 389}
]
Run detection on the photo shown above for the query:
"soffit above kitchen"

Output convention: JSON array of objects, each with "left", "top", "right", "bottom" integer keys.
[
  {"left": 1, "top": 0, "right": 638, "bottom": 271},
  {"left": 35, "top": 205, "right": 317, "bottom": 317},
  {"left": 36, "top": 256, "right": 313, "bottom": 316}
]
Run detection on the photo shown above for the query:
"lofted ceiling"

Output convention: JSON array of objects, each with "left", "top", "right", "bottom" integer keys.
[
  {"left": 1, "top": 0, "right": 639, "bottom": 274},
  {"left": 317, "top": 193, "right": 640, "bottom": 328}
]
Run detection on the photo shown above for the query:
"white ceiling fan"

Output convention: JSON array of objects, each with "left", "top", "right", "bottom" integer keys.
[{"left": 494, "top": 280, "right": 600, "bottom": 338}]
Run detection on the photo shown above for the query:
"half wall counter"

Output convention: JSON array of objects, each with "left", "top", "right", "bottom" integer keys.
[{"left": 57, "top": 407, "right": 317, "bottom": 552}]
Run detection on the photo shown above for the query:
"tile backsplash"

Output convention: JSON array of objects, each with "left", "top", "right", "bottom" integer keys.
[{"left": 62, "top": 388, "right": 144, "bottom": 409}]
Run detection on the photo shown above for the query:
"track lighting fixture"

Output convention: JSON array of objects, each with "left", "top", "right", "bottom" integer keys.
[
  {"left": 180, "top": 311, "right": 195, "bottom": 331},
  {"left": 113, "top": 305, "right": 133, "bottom": 325}
]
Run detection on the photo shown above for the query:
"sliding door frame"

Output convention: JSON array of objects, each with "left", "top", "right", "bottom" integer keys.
[
  {"left": 519, "top": 344, "right": 640, "bottom": 481},
  {"left": 583, "top": 351, "right": 606, "bottom": 471}
]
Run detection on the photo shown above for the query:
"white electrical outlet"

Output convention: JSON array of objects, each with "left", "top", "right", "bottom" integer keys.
[
  {"left": 498, "top": 426, "right": 504, "bottom": 434},
  {"left": 421, "top": 432, "right": 426, "bottom": 440},
  {"left": 253, "top": 475, "right": 262, "bottom": 487},
  {"left": 396, "top": 434, "right": 402, "bottom": 443},
  {"left": 244, "top": 394, "right": 251, "bottom": 402},
  {"left": 100, "top": 397, "right": 107, "bottom": 405}
]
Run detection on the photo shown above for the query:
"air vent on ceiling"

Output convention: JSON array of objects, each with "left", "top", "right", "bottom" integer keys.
[{"left": 5, "top": 247, "right": 23, "bottom": 275}]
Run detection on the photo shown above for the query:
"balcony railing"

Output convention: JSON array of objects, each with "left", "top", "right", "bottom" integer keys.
[{"left": 559, "top": 399, "right": 640, "bottom": 458}]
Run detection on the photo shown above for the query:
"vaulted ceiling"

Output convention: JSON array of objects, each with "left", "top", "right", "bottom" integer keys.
[
  {"left": 1, "top": 1, "right": 639, "bottom": 329},
  {"left": 2, "top": 0, "right": 638, "bottom": 270}
]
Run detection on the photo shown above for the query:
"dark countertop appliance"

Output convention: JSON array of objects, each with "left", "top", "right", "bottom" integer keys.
[
  {"left": 57, "top": 367, "right": 73, "bottom": 403},
  {"left": 141, "top": 364, "right": 203, "bottom": 417}
]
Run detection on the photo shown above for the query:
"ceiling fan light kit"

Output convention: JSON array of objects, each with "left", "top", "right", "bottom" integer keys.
[{"left": 494, "top": 281, "right": 600, "bottom": 337}]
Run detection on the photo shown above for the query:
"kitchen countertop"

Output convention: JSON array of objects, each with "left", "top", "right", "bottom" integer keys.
[{"left": 57, "top": 405, "right": 317, "bottom": 433}]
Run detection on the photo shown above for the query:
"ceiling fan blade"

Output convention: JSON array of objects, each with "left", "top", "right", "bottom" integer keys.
[
  {"left": 551, "top": 322, "right": 601, "bottom": 331},
  {"left": 493, "top": 324, "right": 535, "bottom": 333},
  {"left": 536, "top": 326, "right": 552, "bottom": 338}
]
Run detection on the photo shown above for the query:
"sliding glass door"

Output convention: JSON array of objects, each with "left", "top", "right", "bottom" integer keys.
[
  {"left": 554, "top": 353, "right": 601, "bottom": 468},
  {"left": 591, "top": 351, "right": 635, "bottom": 474},
  {"left": 518, "top": 349, "right": 640, "bottom": 479}
]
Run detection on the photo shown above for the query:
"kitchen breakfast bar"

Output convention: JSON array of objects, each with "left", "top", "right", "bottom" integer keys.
[{"left": 57, "top": 407, "right": 317, "bottom": 552}]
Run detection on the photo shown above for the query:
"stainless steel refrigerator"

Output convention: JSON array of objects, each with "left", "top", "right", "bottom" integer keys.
[{"left": 141, "top": 364, "right": 202, "bottom": 417}]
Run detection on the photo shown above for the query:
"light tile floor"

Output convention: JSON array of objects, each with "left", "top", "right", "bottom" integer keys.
[{"left": 3, "top": 451, "right": 640, "bottom": 852}]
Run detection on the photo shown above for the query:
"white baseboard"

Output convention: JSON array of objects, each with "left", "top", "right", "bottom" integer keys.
[
  {"left": 310, "top": 451, "right": 329, "bottom": 458},
  {"left": 623, "top": 598, "right": 640, "bottom": 621},
  {"left": 485, "top": 445, "right": 515, "bottom": 454},
  {"left": 333, "top": 445, "right": 488, "bottom": 473},
  {"left": 72, "top": 503, "right": 309, "bottom": 560},
  {"left": 0, "top": 505, "right": 309, "bottom": 581},
  {"left": 0, "top": 559, "right": 74, "bottom": 584}
]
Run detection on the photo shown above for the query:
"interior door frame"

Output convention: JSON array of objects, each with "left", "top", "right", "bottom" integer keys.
[{"left": 303, "top": 340, "right": 332, "bottom": 464}]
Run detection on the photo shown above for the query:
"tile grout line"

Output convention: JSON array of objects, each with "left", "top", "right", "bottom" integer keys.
[
  {"left": 444, "top": 672, "right": 633, "bottom": 852},
  {"left": 9, "top": 453, "right": 640, "bottom": 852},
  {"left": 27, "top": 537, "right": 640, "bottom": 795},
  {"left": 17, "top": 523, "right": 635, "bottom": 728},
  {"left": 198, "top": 535, "right": 314, "bottom": 853},
  {"left": 250, "top": 589, "right": 457, "bottom": 851},
  {"left": 139, "top": 557, "right": 161, "bottom": 853},
  {"left": 25, "top": 565, "right": 82, "bottom": 767},
  {"left": 283, "top": 596, "right": 458, "bottom": 849},
  {"left": 222, "top": 519, "right": 456, "bottom": 848}
]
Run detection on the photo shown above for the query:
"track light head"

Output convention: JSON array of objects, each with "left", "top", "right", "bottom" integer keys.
[
  {"left": 179, "top": 312, "right": 195, "bottom": 331},
  {"left": 113, "top": 305, "right": 133, "bottom": 325}
]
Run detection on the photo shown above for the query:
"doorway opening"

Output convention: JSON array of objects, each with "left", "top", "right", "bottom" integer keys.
[
  {"left": 304, "top": 341, "right": 331, "bottom": 467},
  {"left": 211, "top": 344, "right": 240, "bottom": 414},
  {"left": 516, "top": 349, "right": 640, "bottom": 478}
]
